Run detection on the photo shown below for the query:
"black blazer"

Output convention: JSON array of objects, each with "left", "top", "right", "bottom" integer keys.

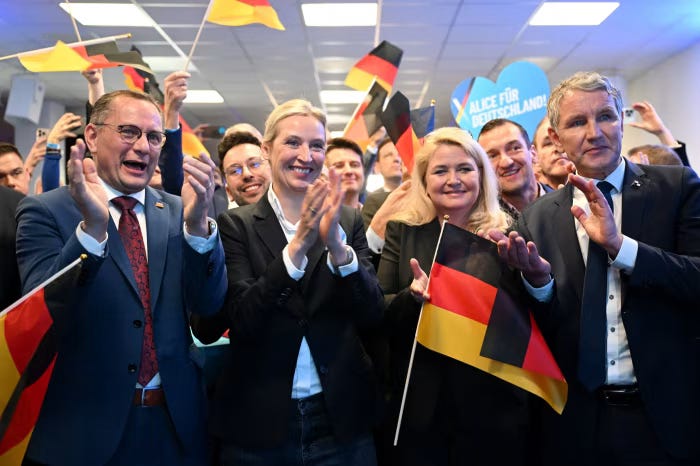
[
  {"left": 517, "top": 161, "right": 700, "bottom": 462},
  {"left": 209, "top": 194, "right": 384, "bottom": 448},
  {"left": 0, "top": 186, "right": 23, "bottom": 309},
  {"left": 377, "top": 219, "right": 533, "bottom": 463}
]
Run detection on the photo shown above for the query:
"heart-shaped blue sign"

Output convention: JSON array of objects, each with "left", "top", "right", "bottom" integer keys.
[{"left": 450, "top": 61, "right": 550, "bottom": 140}]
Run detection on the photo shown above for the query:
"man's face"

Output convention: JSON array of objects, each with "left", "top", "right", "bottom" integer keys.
[
  {"left": 533, "top": 120, "right": 574, "bottom": 184},
  {"left": 326, "top": 147, "right": 364, "bottom": 196},
  {"left": 549, "top": 89, "right": 623, "bottom": 180},
  {"left": 376, "top": 141, "right": 403, "bottom": 182},
  {"left": 478, "top": 122, "right": 535, "bottom": 196},
  {"left": 222, "top": 143, "right": 271, "bottom": 205},
  {"left": 85, "top": 96, "right": 162, "bottom": 194},
  {"left": 0, "top": 152, "right": 29, "bottom": 195}
]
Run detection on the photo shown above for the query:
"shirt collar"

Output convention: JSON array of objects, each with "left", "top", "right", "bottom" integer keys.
[
  {"left": 578, "top": 157, "right": 625, "bottom": 193},
  {"left": 100, "top": 177, "right": 146, "bottom": 206},
  {"left": 267, "top": 183, "right": 297, "bottom": 235}
]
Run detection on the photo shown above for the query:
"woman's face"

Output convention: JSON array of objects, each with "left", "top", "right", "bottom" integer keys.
[
  {"left": 263, "top": 114, "right": 326, "bottom": 198},
  {"left": 425, "top": 143, "right": 480, "bottom": 219}
]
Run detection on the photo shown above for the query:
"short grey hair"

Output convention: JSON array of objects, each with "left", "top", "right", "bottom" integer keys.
[{"left": 547, "top": 71, "right": 623, "bottom": 129}]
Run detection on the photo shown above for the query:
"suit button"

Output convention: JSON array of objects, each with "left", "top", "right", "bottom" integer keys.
[
  {"left": 133, "top": 320, "right": 142, "bottom": 328},
  {"left": 207, "top": 262, "right": 214, "bottom": 275},
  {"left": 319, "top": 365, "right": 328, "bottom": 375},
  {"left": 127, "top": 364, "right": 137, "bottom": 373}
]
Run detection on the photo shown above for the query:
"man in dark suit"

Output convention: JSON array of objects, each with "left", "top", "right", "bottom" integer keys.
[
  {"left": 16, "top": 90, "right": 227, "bottom": 465},
  {"left": 0, "top": 185, "right": 23, "bottom": 310},
  {"left": 492, "top": 71, "right": 700, "bottom": 465}
]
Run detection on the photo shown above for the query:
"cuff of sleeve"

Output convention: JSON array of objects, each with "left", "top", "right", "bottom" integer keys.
[
  {"left": 610, "top": 235, "right": 637, "bottom": 274},
  {"left": 184, "top": 218, "right": 218, "bottom": 253},
  {"left": 327, "top": 245, "right": 358, "bottom": 277},
  {"left": 522, "top": 273, "right": 554, "bottom": 303},
  {"left": 75, "top": 222, "right": 107, "bottom": 257},
  {"left": 283, "top": 244, "right": 307, "bottom": 281},
  {"left": 366, "top": 227, "right": 385, "bottom": 254}
]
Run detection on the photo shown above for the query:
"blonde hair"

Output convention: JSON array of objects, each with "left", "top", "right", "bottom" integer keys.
[
  {"left": 262, "top": 99, "right": 326, "bottom": 146},
  {"left": 548, "top": 71, "right": 623, "bottom": 130},
  {"left": 391, "top": 127, "right": 509, "bottom": 232}
]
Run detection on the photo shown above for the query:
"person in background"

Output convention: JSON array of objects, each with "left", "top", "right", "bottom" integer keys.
[
  {"left": 0, "top": 143, "right": 32, "bottom": 195},
  {"left": 378, "top": 127, "right": 542, "bottom": 466},
  {"left": 16, "top": 89, "right": 227, "bottom": 466},
  {"left": 209, "top": 98, "right": 383, "bottom": 465},
  {"left": 218, "top": 131, "right": 271, "bottom": 209},
  {"left": 532, "top": 116, "right": 575, "bottom": 190},
  {"left": 626, "top": 100, "right": 691, "bottom": 167},
  {"left": 626, "top": 144, "right": 683, "bottom": 166},
  {"left": 0, "top": 185, "right": 24, "bottom": 309},
  {"left": 477, "top": 118, "right": 551, "bottom": 223},
  {"left": 325, "top": 136, "right": 365, "bottom": 209}
]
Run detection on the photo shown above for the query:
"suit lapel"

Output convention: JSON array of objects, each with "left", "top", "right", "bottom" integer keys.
[
  {"left": 552, "top": 184, "right": 586, "bottom": 301},
  {"left": 253, "top": 196, "right": 288, "bottom": 259},
  {"left": 108, "top": 205, "right": 141, "bottom": 301},
  {"left": 621, "top": 161, "right": 647, "bottom": 242},
  {"left": 145, "top": 188, "right": 168, "bottom": 310}
]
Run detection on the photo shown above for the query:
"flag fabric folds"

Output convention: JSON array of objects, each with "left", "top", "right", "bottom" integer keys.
[
  {"left": 417, "top": 223, "right": 567, "bottom": 413},
  {"left": 18, "top": 41, "right": 92, "bottom": 73},
  {"left": 0, "top": 257, "right": 83, "bottom": 465},
  {"left": 76, "top": 41, "right": 153, "bottom": 74},
  {"left": 380, "top": 91, "right": 420, "bottom": 173},
  {"left": 345, "top": 40, "right": 403, "bottom": 93},
  {"left": 207, "top": 0, "right": 285, "bottom": 30},
  {"left": 343, "top": 80, "right": 388, "bottom": 152},
  {"left": 410, "top": 105, "right": 435, "bottom": 139}
]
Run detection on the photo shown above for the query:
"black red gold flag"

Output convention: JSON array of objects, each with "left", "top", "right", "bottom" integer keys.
[
  {"left": 418, "top": 222, "right": 567, "bottom": 413},
  {"left": 345, "top": 40, "right": 403, "bottom": 93}
]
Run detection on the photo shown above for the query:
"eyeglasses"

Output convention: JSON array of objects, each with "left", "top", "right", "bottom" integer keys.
[
  {"left": 224, "top": 158, "right": 266, "bottom": 177},
  {"left": 93, "top": 123, "right": 166, "bottom": 148}
]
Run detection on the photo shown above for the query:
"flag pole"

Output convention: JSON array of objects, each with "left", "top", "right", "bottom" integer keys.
[
  {"left": 64, "top": 0, "right": 83, "bottom": 42},
  {"left": 393, "top": 216, "right": 450, "bottom": 446},
  {"left": 0, "top": 255, "right": 85, "bottom": 319},
  {"left": 184, "top": 0, "right": 215, "bottom": 71},
  {"left": 0, "top": 34, "right": 132, "bottom": 61}
]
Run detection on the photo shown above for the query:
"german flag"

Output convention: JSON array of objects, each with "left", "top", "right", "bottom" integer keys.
[
  {"left": 343, "top": 80, "right": 387, "bottom": 152},
  {"left": 410, "top": 104, "right": 435, "bottom": 139},
  {"left": 207, "top": 0, "right": 285, "bottom": 30},
  {"left": 345, "top": 41, "right": 403, "bottom": 93},
  {"left": 17, "top": 41, "right": 92, "bottom": 73},
  {"left": 76, "top": 41, "right": 153, "bottom": 74},
  {"left": 0, "top": 257, "right": 83, "bottom": 464},
  {"left": 179, "top": 116, "right": 210, "bottom": 159},
  {"left": 380, "top": 91, "right": 420, "bottom": 173},
  {"left": 418, "top": 223, "right": 567, "bottom": 413}
]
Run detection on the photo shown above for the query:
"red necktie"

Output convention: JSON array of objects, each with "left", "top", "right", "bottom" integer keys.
[{"left": 112, "top": 196, "right": 158, "bottom": 386}]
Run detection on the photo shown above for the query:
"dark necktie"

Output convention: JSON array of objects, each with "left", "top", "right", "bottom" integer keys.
[
  {"left": 111, "top": 196, "right": 158, "bottom": 386},
  {"left": 578, "top": 181, "right": 615, "bottom": 391}
]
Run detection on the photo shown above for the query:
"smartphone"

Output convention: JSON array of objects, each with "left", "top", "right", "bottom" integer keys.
[
  {"left": 201, "top": 125, "right": 226, "bottom": 139},
  {"left": 36, "top": 127, "right": 49, "bottom": 140},
  {"left": 622, "top": 108, "right": 637, "bottom": 124}
]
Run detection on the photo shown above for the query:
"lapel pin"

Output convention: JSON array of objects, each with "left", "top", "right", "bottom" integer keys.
[
  {"left": 155, "top": 201, "right": 165, "bottom": 209},
  {"left": 631, "top": 181, "right": 642, "bottom": 189}
]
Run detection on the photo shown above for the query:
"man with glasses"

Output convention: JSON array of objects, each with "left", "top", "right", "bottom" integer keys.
[
  {"left": 218, "top": 131, "right": 271, "bottom": 209},
  {"left": 16, "top": 90, "right": 227, "bottom": 466}
]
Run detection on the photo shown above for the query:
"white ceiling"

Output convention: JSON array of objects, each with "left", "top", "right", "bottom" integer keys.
[{"left": 1, "top": 0, "right": 699, "bottom": 135}]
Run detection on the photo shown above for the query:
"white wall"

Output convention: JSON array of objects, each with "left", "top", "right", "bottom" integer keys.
[{"left": 624, "top": 41, "right": 700, "bottom": 167}]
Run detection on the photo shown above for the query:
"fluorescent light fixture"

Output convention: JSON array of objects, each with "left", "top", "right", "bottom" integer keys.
[
  {"left": 529, "top": 2, "right": 619, "bottom": 26},
  {"left": 142, "top": 56, "right": 198, "bottom": 73},
  {"left": 320, "top": 90, "right": 365, "bottom": 104},
  {"left": 302, "top": 3, "right": 377, "bottom": 27},
  {"left": 184, "top": 90, "right": 224, "bottom": 104},
  {"left": 59, "top": 3, "right": 155, "bottom": 27}
]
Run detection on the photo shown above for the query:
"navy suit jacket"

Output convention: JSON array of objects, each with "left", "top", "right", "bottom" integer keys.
[
  {"left": 208, "top": 194, "right": 384, "bottom": 448},
  {"left": 16, "top": 186, "right": 227, "bottom": 465},
  {"left": 516, "top": 161, "right": 700, "bottom": 462}
]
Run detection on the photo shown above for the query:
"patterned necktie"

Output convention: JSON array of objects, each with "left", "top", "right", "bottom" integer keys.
[
  {"left": 577, "top": 181, "right": 615, "bottom": 391},
  {"left": 111, "top": 196, "right": 158, "bottom": 386}
]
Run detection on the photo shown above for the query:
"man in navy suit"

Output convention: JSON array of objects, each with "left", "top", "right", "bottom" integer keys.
[
  {"left": 16, "top": 90, "right": 227, "bottom": 465},
  {"left": 491, "top": 71, "right": 700, "bottom": 465}
]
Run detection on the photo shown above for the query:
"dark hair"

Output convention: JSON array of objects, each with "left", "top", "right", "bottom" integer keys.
[
  {"left": 478, "top": 118, "right": 531, "bottom": 147},
  {"left": 217, "top": 131, "right": 262, "bottom": 172},
  {"left": 0, "top": 142, "right": 21, "bottom": 159},
  {"left": 326, "top": 137, "right": 362, "bottom": 159},
  {"left": 377, "top": 137, "right": 394, "bottom": 156}
]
